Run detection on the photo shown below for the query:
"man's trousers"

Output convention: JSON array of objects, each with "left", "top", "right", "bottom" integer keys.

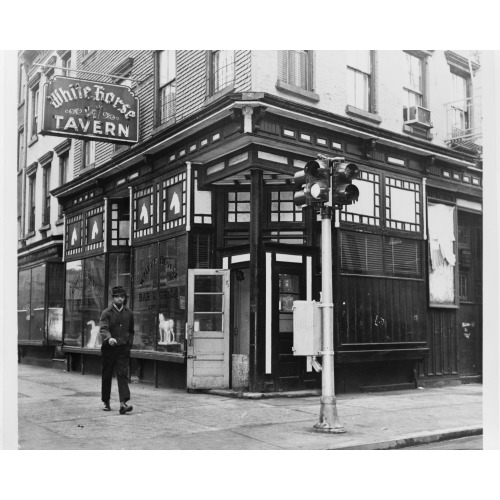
[{"left": 101, "top": 344, "right": 131, "bottom": 404}]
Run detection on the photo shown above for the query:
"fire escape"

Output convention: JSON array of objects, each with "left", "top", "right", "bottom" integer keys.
[{"left": 444, "top": 93, "right": 482, "bottom": 156}]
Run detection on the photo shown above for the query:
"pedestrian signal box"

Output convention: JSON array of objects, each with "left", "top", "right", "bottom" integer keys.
[{"left": 292, "top": 301, "right": 322, "bottom": 356}]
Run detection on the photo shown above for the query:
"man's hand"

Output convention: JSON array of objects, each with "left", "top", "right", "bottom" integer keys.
[{"left": 108, "top": 338, "right": 117, "bottom": 346}]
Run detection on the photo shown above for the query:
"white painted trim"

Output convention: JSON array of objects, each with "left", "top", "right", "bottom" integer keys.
[
  {"left": 239, "top": 100, "right": 476, "bottom": 169},
  {"left": 306, "top": 256, "right": 312, "bottom": 301},
  {"left": 231, "top": 253, "right": 250, "bottom": 264},
  {"left": 222, "top": 257, "right": 229, "bottom": 269},
  {"left": 457, "top": 198, "right": 482, "bottom": 212},
  {"left": 186, "top": 162, "right": 192, "bottom": 232},
  {"left": 266, "top": 252, "right": 272, "bottom": 374},
  {"left": 276, "top": 253, "right": 302, "bottom": 263},
  {"left": 128, "top": 186, "right": 133, "bottom": 245},
  {"left": 103, "top": 197, "right": 108, "bottom": 253},
  {"left": 422, "top": 178, "right": 427, "bottom": 241}
]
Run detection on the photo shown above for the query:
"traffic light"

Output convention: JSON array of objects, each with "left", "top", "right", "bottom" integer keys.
[
  {"left": 293, "top": 158, "right": 331, "bottom": 206},
  {"left": 332, "top": 161, "right": 360, "bottom": 206}
]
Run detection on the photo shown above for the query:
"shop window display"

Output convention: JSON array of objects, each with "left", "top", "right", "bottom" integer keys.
[{"left": 133, "top": 236, "right": 187, "bottom": 352}]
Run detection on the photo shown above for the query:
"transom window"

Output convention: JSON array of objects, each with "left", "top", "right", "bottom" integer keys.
[
  {"left": 270, "top": 191, "right": 303, "bottom": 223},
  {"left": 110, "top": 198, "right": 130, "bottom": 246},
  {"left": 342, "top": 171, "right": 380, "bottom": 226},
  {"left": 227, "top": 191, "right": 250, "bottom": 223},
  {"left": 347, "top": 50, "right": 372, "bottom": 111},
  {"left": 278, "top": 50, "right": 312, "bottom": 91},
  {"left": 385, "top": 177, "right": 421, "bottom": 232}
]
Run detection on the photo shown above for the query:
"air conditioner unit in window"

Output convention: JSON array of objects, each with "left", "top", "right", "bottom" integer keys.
[{"left": 404, "top": 105, "right": 432, "bottom": 126}]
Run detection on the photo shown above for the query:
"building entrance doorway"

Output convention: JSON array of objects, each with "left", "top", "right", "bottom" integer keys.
[{"left": 186, "top": 269, "right": 230, "bottom": 389}]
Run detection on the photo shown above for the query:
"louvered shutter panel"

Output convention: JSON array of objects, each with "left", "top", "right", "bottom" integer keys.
[
  {"left": 384, "top": 237, "right": 422, "bottom": 278},
  {"left": 341, "top": 232, "right": 383, "bottom": 275}
]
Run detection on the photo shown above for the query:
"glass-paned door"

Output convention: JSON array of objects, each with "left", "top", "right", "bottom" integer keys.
[{"left": 187, "top": 269, "right": 230, "bottom": 389}]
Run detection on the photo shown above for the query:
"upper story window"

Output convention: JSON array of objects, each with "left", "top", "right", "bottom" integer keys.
[
  {"left": 18, "top": 63, "right": 26, "bottom": 104},
  {"left": 83, "top": 140, "right": 95, "bottom": 169},
  {"left": 450, "top": 72, "right": 471, "bottom": 133},
  {"left": 278, "top": 50, "right": 313, "bottom": 91},
  {"left": 58, "top": 151, "right": 69, "bottom": 218},
  {"left": 28, "top": 172, "right": 36, "bottom": 233},
  {"left": 403, "top": 52, "right": 426, "bottom": 121},
  {"left": 30, "top": 83, "right": 39, "bottom": 139},
  {"left": 17, "top": 128, "right": 25, "bottom": 172},
  {"left": 210, "top": 50, "right": 235, "bottom": 95},
  {"left": 42, "top": 163, "right": 51, "bottom": 226},
  {"left": 346, "top": 51, "right": 372, "bottom": 112},
  {"left": 158, "top": 50, "right": 176, "bottom": 125},
  {"left": 61, "top": 51, "right": 72, "bottom": 76}
]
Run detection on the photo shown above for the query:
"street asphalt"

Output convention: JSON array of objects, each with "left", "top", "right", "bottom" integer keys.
[{"left": 17, "top": 364, "right": 482, "bottom": 450}]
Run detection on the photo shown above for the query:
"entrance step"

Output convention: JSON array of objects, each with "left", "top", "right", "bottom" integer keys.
[{"left": 51, "top": 358, "right": 67, "bottom": 371}]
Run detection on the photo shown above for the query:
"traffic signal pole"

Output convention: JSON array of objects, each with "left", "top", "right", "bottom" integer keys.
[{"left": 313, "top": 205, "right": 346, "bottom": 433}]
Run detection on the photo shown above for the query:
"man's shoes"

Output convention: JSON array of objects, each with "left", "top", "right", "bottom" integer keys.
[
  {"left": 119, "top": 404, "right": 133, "bottom": 415},
  {"left": 103, "top": 402, "right": 111, "bottom": 411}
]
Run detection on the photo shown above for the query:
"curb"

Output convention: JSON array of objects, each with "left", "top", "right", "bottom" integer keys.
[
  {"left": 329, "top": 426, "right": 483, "bottom": 450},
  {"left": 199, "top": 389, "right": 321, "bottom": 399}
]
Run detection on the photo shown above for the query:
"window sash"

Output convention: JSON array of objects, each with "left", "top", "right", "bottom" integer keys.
[
  {"left": 279, "top": 50, "right": 311, "bottom": 90},
  {"left": 404, "top": 52, "right": 423, "bottom": 93},
  {"left": 31, "top": 86, "right": 39, "bottom": 138},
  {"left": 212, "top": 50, "right": 235, "bottom": 94},
  {"left": 84, "top": 140, "right": 95, "bottom": 167},
  {"left": 28, "top": 175, "right": 36, "bottom": 231},
  {"left": 347, "top": 67, "right": 370, "bottom": 111},
  {"left": 43, "top": 166, "right": 51, "bottom": 225}
]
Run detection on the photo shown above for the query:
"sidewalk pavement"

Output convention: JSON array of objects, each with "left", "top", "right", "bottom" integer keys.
[{"left": 17, "top": 364, "right": 482, "bottom": 450}]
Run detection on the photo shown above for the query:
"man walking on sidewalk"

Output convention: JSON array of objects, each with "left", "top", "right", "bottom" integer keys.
[{"left": 100, "top": 285, "right": 135, "bottom": 415}]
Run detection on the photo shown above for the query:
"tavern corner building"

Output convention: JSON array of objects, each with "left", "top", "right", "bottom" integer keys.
[{"left": 17, "top": 50, "right": 483, "bottom": 393}]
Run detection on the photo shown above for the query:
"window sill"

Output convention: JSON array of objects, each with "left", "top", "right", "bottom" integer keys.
[
  {"left": 55, "top": 218, "right": 64, "bottom": 226},
  {"left": 39, "top": 224, "right": 51, "bottom": 232},
  {"left": 345, "top": 105, "right": 382, "bottom": 124},
  {"left": 204, "top": 83, "right": 235, "bottom": 107},
  {"left": 25, "top": 230, "right": 35, "bottom": 239},
  {"left": 28, "top": 135, "right": 38, "bottom": 147},
  {"left": 275, "top": 80, "right": 319, "bottom": 102},
  {"left": 18, "top": 100, "right": 25, "bottom": 109}
]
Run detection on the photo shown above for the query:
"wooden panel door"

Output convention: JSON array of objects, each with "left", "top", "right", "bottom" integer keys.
[{"left": 187, "top": 269, "right": 230, "bottom": 389}]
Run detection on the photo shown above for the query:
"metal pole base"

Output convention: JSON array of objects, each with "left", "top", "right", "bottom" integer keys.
[{"left": 313, "top": 396, "right": 346, "bottom": 434}]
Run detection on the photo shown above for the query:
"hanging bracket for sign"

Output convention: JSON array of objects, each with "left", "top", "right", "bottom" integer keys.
[
  {"left": 41, "top": 75, "right": 140, "bottom": 145},
  {"left": 33, "top": 63, "right": 145, "bottom": 83}
]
